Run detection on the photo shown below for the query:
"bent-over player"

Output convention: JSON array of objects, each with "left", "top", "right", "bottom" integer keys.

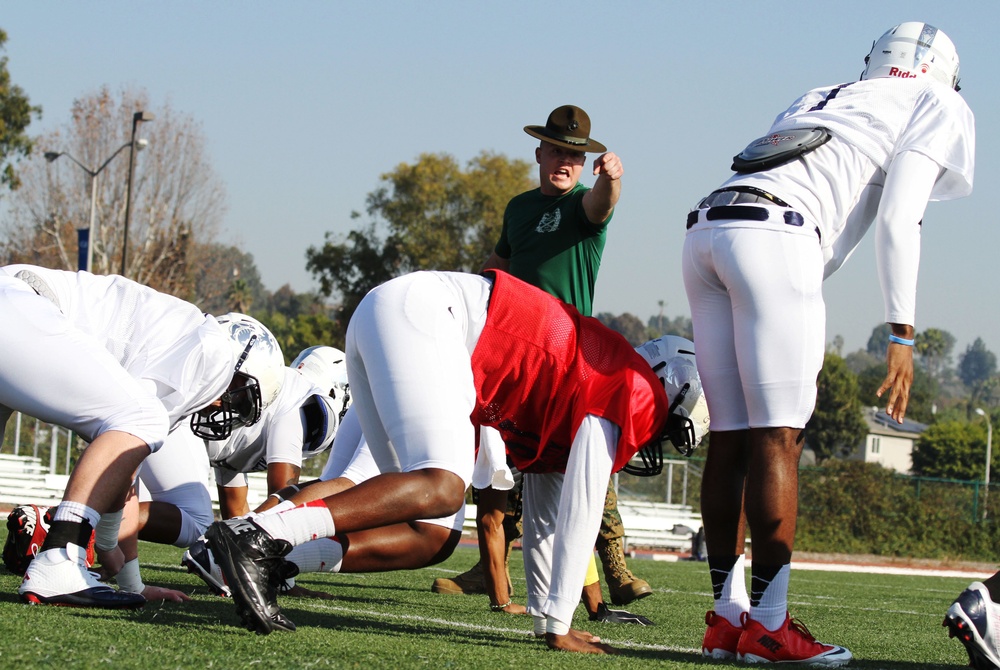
[
  {"left": 0, "top": 265, "right": 283, "bottom": 608},
  {"left": 205, "top": 270, "right": 705, "bottom": 653},
  {"left": 684, "top": 22, "right": 974, "bottom": 665}
]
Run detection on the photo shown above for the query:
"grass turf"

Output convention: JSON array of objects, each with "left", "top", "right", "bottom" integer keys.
[{"left": 0, "top": 533, "right": 981, "bottom": 669}]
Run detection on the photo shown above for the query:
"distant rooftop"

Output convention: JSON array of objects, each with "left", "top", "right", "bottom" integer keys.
[{"left": 865, "top": 407, "right": 928, "bottom": 436}]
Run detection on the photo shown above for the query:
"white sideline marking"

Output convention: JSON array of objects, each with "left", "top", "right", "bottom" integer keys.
[
  {"left": 789, "top": 561, "right": 993, "bottom": 580},
  {"left": 306, "top": 601, "right": 699, "bottom": 653}
]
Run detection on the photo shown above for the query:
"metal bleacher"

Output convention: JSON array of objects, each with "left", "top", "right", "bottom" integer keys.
[
  {"left": 0, "top": 452, "right": 270, "bottom": 513},
  {"left": 0, "top": 454, "right": 66, "bottom": 508}
]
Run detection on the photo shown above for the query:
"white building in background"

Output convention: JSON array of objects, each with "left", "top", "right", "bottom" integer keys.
[{"left": 845, "top": 407, "right": 928, "bottom": 474}]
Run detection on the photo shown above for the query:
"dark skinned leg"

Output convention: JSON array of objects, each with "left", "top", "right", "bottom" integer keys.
[
  {"left": 745, "top": 427, "right": 803, "bottom": 565},
  {"left": 340, "top": 524, "right": 461, "bottom": 572},
  {"left": 700, "top": 429, "right": 750, "bottom": 557},
  {"left": 137, "top": 501, "right": 183, "bottom": 545},
  {"left": 317, "top": 469, "right": 467, "bottom": 534}
]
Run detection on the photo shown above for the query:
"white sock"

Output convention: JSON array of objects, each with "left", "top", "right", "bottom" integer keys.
[
  {"left": 751, "top": 563, "right": 790, "bottom": 631},
  {"left": 286, "top": 537, "right": 344, "bottom": 573},
  {"left": 716, "top": 554, "right": 751, "bottom": 627},
  {"left": 53, "top": 501, "right": 100, "bottom": 528},
  {"left": 253, "top": 502, "right": 336, "bottom": 547}
]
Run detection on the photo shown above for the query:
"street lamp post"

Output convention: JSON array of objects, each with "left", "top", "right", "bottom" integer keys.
[
  {"left": 120, "top": 111, "right": 155, "bottom": 278},
  {"left": 976, "top": 407, "right": 993, "bottom": 519},
  {"left": 44, "top": 141, "right": 143, "bottom": 272}
]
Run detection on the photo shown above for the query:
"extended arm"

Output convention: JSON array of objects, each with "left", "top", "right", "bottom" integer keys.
[
  {"left": 874, "top": 150, "right": 942, "bottom": 422},
  {"left": 582, "top": 152, "right": 623, "bottom": 225}
]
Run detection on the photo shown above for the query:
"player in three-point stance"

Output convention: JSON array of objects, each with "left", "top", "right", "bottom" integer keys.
[{"left": 205, "top": 269, "right": 708, "bottom": 654}]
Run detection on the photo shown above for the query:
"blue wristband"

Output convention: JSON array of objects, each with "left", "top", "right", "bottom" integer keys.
[{"left": 888, "top": 334, "right": 915, "bottom": 346}]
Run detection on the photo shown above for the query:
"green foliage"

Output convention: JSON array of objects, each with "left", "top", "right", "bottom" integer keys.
[
  {"left": 798, "top": 459, "right": 1000, "bottom": 561},
  {"left": 915, "top": 327, "right": 956, "bottom": 381},
  {"left": 911, "top": 420, "right": 990, "bottom": 480},
  {"left": 254, "top": 310, "right": 344, "bottom": 365},
  {"left": 866, "top": 323, "right": 891, "bottom": 358},
  {"left": 646, "top": 312, "right": 693, "bottom": 340},
  {"left": 595, "top": 311, "right": 647, "bottom": 346},
  {"left": 856, "top": 362, "right": 938, "bottom": 424},
  {"left": 806, "top": 353, "right": 867, "bottom": 461},
  {"left": 960, "top": 337, "right": 997, "bottom": 390},
  {"left": 305, "top": 151, "right": 534, "bottom": 325},
  {"left": 0, "top": 29, "right": 41, "bottom": 194}
]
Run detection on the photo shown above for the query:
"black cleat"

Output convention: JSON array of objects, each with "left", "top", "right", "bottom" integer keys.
[{"left": 205, "top": 518, "right": 296, "bottom": 634}]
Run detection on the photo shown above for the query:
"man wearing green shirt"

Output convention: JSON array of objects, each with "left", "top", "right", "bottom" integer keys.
[{"left": 434, "top": 105, "right": 652, "bottom": 610}]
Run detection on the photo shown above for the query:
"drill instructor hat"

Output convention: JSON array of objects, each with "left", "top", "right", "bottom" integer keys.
[{"left": 524, "top": 105, "right": 607, "bottom": 154}]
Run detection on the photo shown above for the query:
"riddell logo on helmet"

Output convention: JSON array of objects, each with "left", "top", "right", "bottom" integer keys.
[{"left": 888, "top": 66, "right": 920, "bottom": 79}]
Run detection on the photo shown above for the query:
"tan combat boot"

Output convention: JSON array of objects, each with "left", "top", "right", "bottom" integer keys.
[
  {"left": 432, "top": 560, "right": 486, "bottom": 595},
  {"left": 431, "top": 543, "right": 514, "bottom": 596},
  {"left": 597, "top": 536, "right": 652, "bottom": 605}
]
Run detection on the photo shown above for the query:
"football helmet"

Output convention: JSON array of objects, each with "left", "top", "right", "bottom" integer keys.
[
  {"left": 191, "top": 313, "right": 285, "bottom": 440},
  {"left": 861, "top": 22, "right": 960, "bottom": 91},
  {"left": 291, "top": 346, "right": 351, "bottom": 423},
  {"left": 631, "top": 336, "right": 711, "bottom": 470}
]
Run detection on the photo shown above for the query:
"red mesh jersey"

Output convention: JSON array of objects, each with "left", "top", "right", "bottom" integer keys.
[{"left": 471, "top": 271, "right": 669, "bottom": 473}]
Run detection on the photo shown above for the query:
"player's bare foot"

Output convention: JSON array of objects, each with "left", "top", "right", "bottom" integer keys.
[{"left": 545, "top": 629, "right": 617, "bottom": 654}]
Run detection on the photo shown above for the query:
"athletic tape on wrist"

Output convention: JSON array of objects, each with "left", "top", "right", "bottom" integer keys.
[
  {"left": 94, "top": 509, "right": 123, "bottom": 551},
  {"left": 888, "top": 334, "right": 915, "bottom": 346},
  {"left": 116, "top": 558, "right": 145, "bottom": 594}
]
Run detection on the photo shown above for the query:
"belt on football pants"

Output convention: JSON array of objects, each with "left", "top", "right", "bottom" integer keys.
[{"left": 686, "top": 205, "right": 805, "bottom": 229}]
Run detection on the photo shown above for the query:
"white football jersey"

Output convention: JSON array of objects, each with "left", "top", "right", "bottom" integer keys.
[
  {"left": 207, "top": 367, "right": 334, "bottom": 482},
  {"left": 1, "top": 264, "right": 233, "bottom": 432},
  {"left": 725, "top": 77, "right": 975, "bottom": 276}
]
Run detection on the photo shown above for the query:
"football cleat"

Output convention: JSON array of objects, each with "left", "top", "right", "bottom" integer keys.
[
  {"left": 944, "top": 582, "right": 1000, "bottom": 670},
  {"left": 737, "top": 612, "right": 852, "bottom": 666},
  {"left": 18, "top": 543, "right": 145, "bottom": 609},
  {"left": 182, "top": 537, "right": 230, "bottom": 597},
  {"left": 703, "top": 610, "right": 744, "bottom": 659},
  {"left": 205, "top": 518, "right": 296, "bottom": 635}
]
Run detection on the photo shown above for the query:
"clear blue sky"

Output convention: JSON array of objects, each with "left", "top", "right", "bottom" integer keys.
[{"left": 2, "top": 1, "right": 997, "bottom": 360}]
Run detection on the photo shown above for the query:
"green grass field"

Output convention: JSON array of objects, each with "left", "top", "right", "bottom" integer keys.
[{"left": 0, "top": 534, "right": 982, "bottom": 669}]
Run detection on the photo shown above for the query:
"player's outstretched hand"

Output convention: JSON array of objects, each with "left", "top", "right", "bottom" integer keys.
[
  {"left": 493, "top": 601, "right": 528, "bottom": 615},
  {"left": 142, "top": 584, "right": 191, "bottom": 603},
  {"left": 589, "top": 602, "right": 654, "bottom": 625},
  {"left": 545, "top": 628, "right": 618, "bottom": 654},
  {"left": 877, "top": 334, "right": 914, "bottom": 423},
  {"left": 592, "top": 152, "right": 623, "bottom": 180}
]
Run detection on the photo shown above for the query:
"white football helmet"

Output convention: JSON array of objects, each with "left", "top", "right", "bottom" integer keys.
[
  {"left": 191, "top": 313, "right": 285, "bottom": 440},
  {"left": 291, "top": 346, "right": 351, "bottom": 422},
  {"left": 633, "top": 336, "right": 710, "bottom": 460},
  {"left": 861, "top": 22, "right": 960, "bottom": 91}
]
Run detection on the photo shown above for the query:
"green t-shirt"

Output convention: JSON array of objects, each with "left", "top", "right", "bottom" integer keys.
[{"left": 495, "top": 182, "right": 610, "bottom": 317}]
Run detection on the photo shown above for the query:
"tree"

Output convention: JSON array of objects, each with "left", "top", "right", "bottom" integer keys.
[
  {"left": 596, "top": 312, "right": 647, "bottom": 346},
  {"left": 306, "top": 151, "right": 534, "bottom": 323},
  {"left": 866, "top": 323, "right": 892, "bottom": 358},
  {"left": 959, "top": 338, "right": 997, "bottom": 389},
  {"left": 912, "top": 420, "right": 990, "bottom": 480},
  {"left": 806, "top": 353, "right": 868, "bottom": 461},
  {"left": 186, "top": 244, "right": 265, "bottom": 314},
  {"left": 0, "top": 29, "right": 41, "bottom": 195},
  {"left": 915, "top": 327, "right": 955, "bottom": 381},
  {"left": 1, "top": 85, "right": 227, "bottom": 297},
  {"left": 646, "top": 313, "right": 693, "bottom": 340}
]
